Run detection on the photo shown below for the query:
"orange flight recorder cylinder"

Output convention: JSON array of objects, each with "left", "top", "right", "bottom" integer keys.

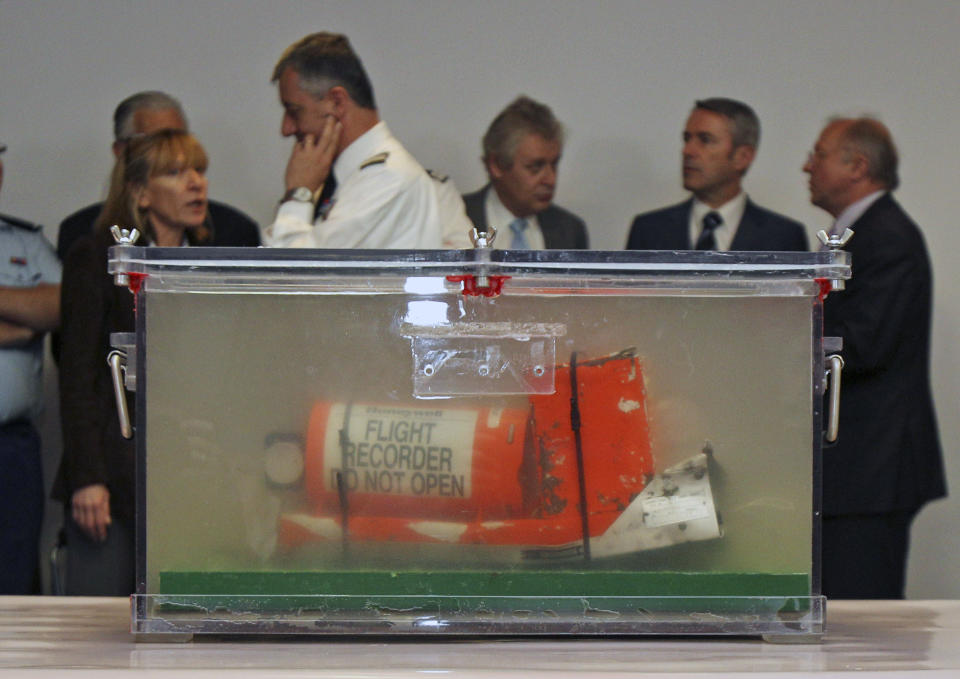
[
  {"left": 281, "top": 351, "right": 656, "bottom": 553},
  {"left": 303, "top": 402, "right": 531, "bottom": 522}
]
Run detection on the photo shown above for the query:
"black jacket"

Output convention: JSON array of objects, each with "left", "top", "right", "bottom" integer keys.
[
  {"left": 626, "top": 198, "right": 808, "bottom": 251},
  {"left": 822, "top": 193, "right": 945, "bottom": 515}
]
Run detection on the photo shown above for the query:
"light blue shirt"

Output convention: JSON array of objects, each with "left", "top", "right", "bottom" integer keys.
[
  {"left": 483, "top": 187, "right": 546, "bottom": 250},
  {"left": 0, "top": 217, "right": 61, "bottom": 423}
]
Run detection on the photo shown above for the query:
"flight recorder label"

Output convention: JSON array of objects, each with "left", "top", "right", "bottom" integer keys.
[{"left": 323, "top": 404, "right": 476, "bottom": 498}]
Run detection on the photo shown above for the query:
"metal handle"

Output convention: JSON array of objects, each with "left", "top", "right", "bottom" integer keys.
[
  {"left": 824, "top": 354, "right": 844, "bottom": 443},
  {"left": 107, "top": 350, "right": 133, "bottom": 439}
]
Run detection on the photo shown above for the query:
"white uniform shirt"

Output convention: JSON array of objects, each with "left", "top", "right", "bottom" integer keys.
[
  {"left": 688, "top": 192, "right": 747, "bottom": 252},
  {"left": 265, "top": 122, "right": 442, "bottom": 249},
  {"left": 428, "top": 171, "right": 475, "bottom": 249},
  {"left": 484, "top": 187, "right": 546, "bottom": 250}
]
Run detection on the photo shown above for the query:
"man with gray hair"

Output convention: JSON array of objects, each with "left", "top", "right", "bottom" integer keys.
[
  {"left": 627, "top": 98, "right": 806, "bottom": 251},
  {"left": 462, "top": 96, "right": 587, "bottom": 249},
  {"left": 805, "top": 116, "right": 945, "bottom": 598},
  {"left": 109, "top": 91, "right": 187, "bottom": 161},
  {"left": 264, "top": 32, "right": 447, "bottom": 249},
  {"left": 56, "top": 90, "right": 260, "bottom": 260}
]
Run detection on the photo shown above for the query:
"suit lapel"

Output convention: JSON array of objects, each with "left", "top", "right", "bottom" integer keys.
[
  {"left": 674, "top": 199, "right": 694, "bottom": 249},
  {"left": 464, "top": 186, "right": 490, "bottom": 231},
  {"left": 539, "top": 208, "right": 560, "bottom": 248},
  {"left": 730, "top": 199, "right": 760, "bottom": 250},
  {"left": 849, "top": 192, "right": 893, "bottom": 236}
]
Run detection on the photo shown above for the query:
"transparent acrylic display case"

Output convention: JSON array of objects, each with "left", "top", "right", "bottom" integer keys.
[{"left": 109, "top": 246, "right": 850, "bottom": 641}]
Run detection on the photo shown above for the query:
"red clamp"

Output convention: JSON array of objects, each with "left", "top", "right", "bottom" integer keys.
[
  {"left": 127, "top": 272, "right": 148, "bottom": 295},
  {"left": 815, "top": 278, "right": 833, "bottom": 302},
  {"left": 446, "top": 274, "right": 510, "bottom": 297},
  {"left": 127, "top": 272, "right": 148, "bottom": 314}
]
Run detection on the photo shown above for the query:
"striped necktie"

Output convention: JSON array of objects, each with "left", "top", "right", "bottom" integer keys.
[{"left": 696, "top": 211, "right": 723, "bottom": 250}]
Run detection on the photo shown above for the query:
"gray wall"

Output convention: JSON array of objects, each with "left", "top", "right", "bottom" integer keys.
[{"left": 1, "top": 0, "right": 956, "bottom": 597}]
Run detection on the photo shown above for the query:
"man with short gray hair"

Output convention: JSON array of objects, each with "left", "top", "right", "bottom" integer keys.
[
  {"left": 110, "top": 91, "right": 186, "bottom": 156},
  {"left": 627, "top": 98, "right": 806, "bottom": 251},
  {"left": 805, "top": 116, "right": 945, "bottom": 598},
  {"left": 264, "top": 32, "right": 446, "bottom": 249},
  {"left": 56, "top": 90, "right": 260, "bottom": 259},
  {"left": 462, "top": 96, "right": 587, "bottom": 249}
]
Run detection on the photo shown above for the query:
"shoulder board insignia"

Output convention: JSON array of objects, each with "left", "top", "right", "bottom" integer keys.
[
  {"left": 360, "top": 152, "right": 389, "bottom": 170},
  {"left": 426, "top": 169, "right": 449, "bottom": 183},
  {"left": 0, "top": 213, "right": 41, "bottom": 231}
]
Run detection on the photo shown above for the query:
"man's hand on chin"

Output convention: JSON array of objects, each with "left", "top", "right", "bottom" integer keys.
[{"left": 284, "top": 116, "right": 342, "bottom": 194}]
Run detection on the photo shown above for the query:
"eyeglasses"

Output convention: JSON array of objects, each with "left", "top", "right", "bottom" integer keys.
[{"left": 807, "top": 146, "right": 853, "bottom": 165}]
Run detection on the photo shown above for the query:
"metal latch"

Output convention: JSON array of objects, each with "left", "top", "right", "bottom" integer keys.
[
  {"left": 107, "top": 332, "right": 136, "bottom": 440},
  {"left": 107, "top": 349, "right": 133, "bottom": 439},
  {"left": 823, "top": 336, "right": 844, "bottom": 443}
]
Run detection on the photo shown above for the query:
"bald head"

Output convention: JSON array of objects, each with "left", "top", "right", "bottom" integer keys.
[
  {"left": 804, "top": 116, "right": 897, "bottom": 217},
  {"left": 831, "top": 117, "right": 899, "bottom": 191}
]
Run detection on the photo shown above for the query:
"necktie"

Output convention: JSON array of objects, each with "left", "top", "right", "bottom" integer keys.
[
  {"left": 313, "top": 172, "right": 338, "bottom": 221},
  {"left": 509, "top": 217, "right": 530, "bottom": 249},
  {"left": 696, "top": 211, "right": 723, "bottom": 251}
]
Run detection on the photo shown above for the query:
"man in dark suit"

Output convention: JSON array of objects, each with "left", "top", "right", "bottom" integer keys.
[
  {"left": 627, "top": 98, "right": 807, "bottom": 251},
  {"left": 806, "top": 116, "right": 945, "bottom": 598},
  {"left": 462, "top": 96, "right": 587, "bottom": 249},
  {"left": 57, "top": 91, "right": 260, "bottom": 260}
]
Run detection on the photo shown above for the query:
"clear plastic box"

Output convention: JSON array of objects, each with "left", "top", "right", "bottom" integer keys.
[{"left": 108, "top": 247, "right": 850, "bottom": 641}]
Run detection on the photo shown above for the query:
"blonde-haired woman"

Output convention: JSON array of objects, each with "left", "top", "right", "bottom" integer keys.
[{"left": 53, "top": 130, "right": 253, "bottom": 594}]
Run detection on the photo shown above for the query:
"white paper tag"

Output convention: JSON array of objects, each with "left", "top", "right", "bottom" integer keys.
[{"left": 641, "top": 495, "right": 712, "bottom": 528}]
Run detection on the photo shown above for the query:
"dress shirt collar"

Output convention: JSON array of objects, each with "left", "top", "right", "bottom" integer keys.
[
  {"left": 484, "top": 186, "right": 545, "bottom": 250},
  {"left": 333, "top": 120, "right": 390, "bottom": 182},
  {"left": 689, "top": 191, "right": 747, "bottom": 251},
  {"left": 833, "top": 190, "right": 885, "bottom": 235}
]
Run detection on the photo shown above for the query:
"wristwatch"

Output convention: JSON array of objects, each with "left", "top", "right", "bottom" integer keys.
[{"left": 282, "top": 186, "right": 314, "bottom": 204}]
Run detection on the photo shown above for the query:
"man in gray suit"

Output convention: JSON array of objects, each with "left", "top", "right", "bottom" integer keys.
[
  {"left": 627, "top": 98, "right": 807, "bottom": 252},
  {"left": 462, "top": 96, "right": 587, "bottom": 249}
]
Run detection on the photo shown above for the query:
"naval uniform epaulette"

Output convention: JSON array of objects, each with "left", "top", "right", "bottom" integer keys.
[
  {"left": 0, "top": 212, "right": 41, "bottom": 232},
  {"left": 360, "top": 152, "right": 389, "bottom": 170},
  {"left": 426, "top": 169, "right": 449, "bottom": 183}
]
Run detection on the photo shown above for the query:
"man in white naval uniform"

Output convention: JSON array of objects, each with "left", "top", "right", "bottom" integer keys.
[{"left": 264, "top": 32, "right": 443, "bottom": 249}]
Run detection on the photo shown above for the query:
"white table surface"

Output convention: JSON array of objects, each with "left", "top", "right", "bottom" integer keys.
[{"left": 1, "top": 597, "right": 958, "bottom": 677}]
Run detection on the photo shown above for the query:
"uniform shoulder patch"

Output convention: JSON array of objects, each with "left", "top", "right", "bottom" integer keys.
[
  {"left": 0, "top": 212, "right": 41, "bottom": 231},
  {"left": 360, "top": 152, "right": 389, "bottom": 170},
  {"left": 426, "top": 169, "right": 449, "bottom": 183}
]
